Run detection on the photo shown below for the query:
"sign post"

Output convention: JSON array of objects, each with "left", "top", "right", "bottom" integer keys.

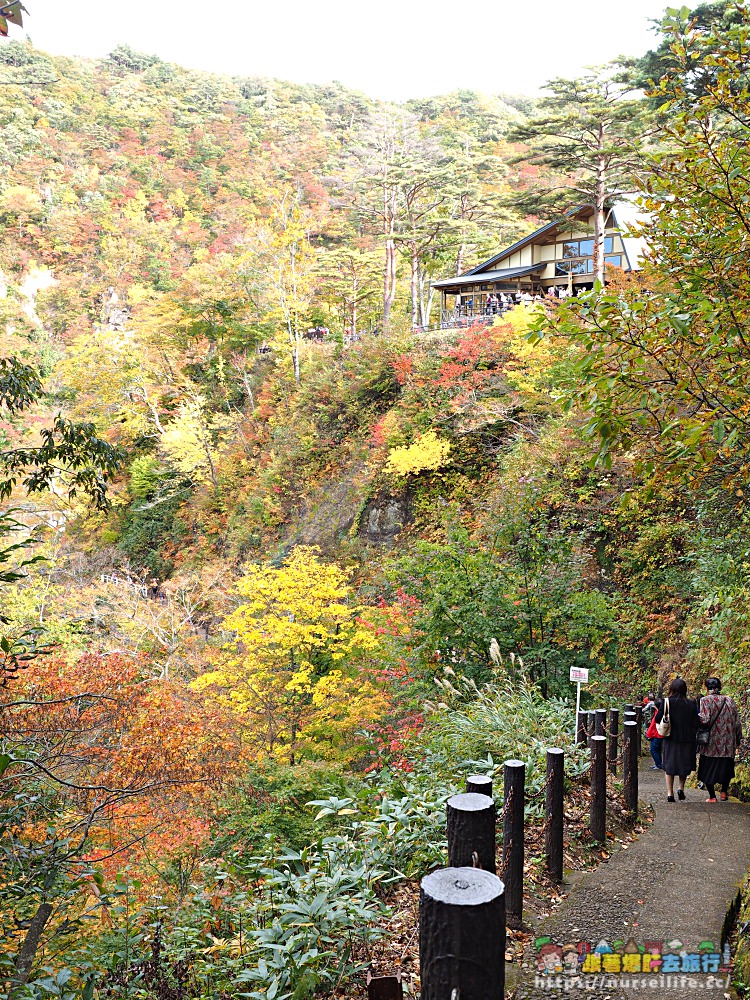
[{"left": 569, "top": 666, "right": 589, "bottom": 735}]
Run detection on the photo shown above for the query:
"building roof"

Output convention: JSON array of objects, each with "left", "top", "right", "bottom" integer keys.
[
  {"left": 465, "top": 206, "right": 593, "bottom": 277},
  {"left": 432, "top": 200, "right": 649, "bottom": 293},
  {"left": 431, "top": 263, "right": 546, "bottom": 290}
]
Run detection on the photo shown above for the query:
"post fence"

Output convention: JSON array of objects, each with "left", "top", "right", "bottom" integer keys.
[
  {"left": 466, "top": 774, "right": 493, "bottom": 797},
  {"left": 502, "top": 759, "right": 525, "bottom": 929},
  {"left": 623, "top": 720, "right": 639, "bottom": 817},
  {"left": 589, "top": 735, "right": 607, "bottom": 842},
  {"left": 608, "top": 708, "right": 619, "bottom": 775},
  {"left": 545, "top": 748, "right": 564, "bottom": 882},
  {"left": 594, "top": 708, "right": 607, "bottom": 738},
  {"left": 419, "top": 867, "right": 505, "bottom": 999},
  {"left": 367, "top": 972, "right": 403, "bottom": 1000},
  {"left": 576, "top": 711, "right": 588, "bottom": 746},
  {"left": 586, "top": 710, "right": 597, "bottom": 746},
  {"left": 447, "top": 793, "right": 496, "bottom": 874}
]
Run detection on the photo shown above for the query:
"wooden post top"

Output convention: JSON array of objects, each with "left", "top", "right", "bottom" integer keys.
[{"left": 422, "top": 866, "right": 504, "bottom": 905}]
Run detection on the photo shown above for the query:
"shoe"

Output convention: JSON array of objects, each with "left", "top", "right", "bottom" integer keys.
[
  {"left": 705, "top": 797, "right": 717, "bottom": 803},
  {"left": 719, "top": 792, "right": 728, "bottom": 801},
  {"left": 649, "top": 765, "right": 660, "bottom": 770},
  {"left": 677, "top": 790, "right": 686, "bottom": 801},
  {"left": 667, "top": 795, "right": 675, "bottom": 802}
]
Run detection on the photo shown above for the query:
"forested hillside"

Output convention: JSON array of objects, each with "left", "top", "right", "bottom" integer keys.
[{"left": 3, "top": 4, "right": 750, "bottom": 995}]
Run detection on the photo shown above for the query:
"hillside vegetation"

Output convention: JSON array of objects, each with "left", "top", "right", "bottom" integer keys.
[{"left": 3, "top": 6, "right": 750, "bottom": 996}]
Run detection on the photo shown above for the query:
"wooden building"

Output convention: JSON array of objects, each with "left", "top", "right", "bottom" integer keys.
[{"left": 432, "top": 202, "right": 647, "bottom": 325}]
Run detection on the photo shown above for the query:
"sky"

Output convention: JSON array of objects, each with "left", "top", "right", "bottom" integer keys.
[{"left": 18, "top": 0, "right": 667, "bottom": 101}]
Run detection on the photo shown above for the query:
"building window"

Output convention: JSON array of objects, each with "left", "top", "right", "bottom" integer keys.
[
  {"left": 555, "top": 258, "right": 595, "bottom": 276},
  {"left": 554, "top": 236, "right": 617, "bottom": 276},
  {"left": 557, "top": 236, "right": 614, "bottom": 259}
]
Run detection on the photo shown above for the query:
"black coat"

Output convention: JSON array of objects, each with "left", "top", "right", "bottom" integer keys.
[
  {"left": 655, "top": 696, "right": 699, "bottom": 776},
  {"left": 655, "top": 696, "right": 699, "bottom": 741}
]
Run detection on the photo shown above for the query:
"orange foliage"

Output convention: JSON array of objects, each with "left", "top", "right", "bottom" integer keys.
[{"left": 9, "top": 652, "right": 247, "bottom": 888}]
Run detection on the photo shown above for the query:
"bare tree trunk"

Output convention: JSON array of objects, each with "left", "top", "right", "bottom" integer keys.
[
  {"left": 423, "top": 283, "right": 436, "bottom": 326},
  {"left": 410, "top": 246, "right": 420, "bottom": 328},
  {"left": 292, "top": 342, "right": 300, "bottom": 383},
  {"left": 383, "top": 237, "right": 397, "bottom": 331},
  {"left": 593, "top": 135, "right": 607, "bottom": 285},
  {"left": 418, "top": 266, "right": 434, "bottom": 326},
  {"left": 455, "top": 242, "right": 466, "bottom": 276},
  {"left": 13, "top": 902, "right": 53, "bottom": 986},
  {"left": 381, "top": 137, "right": 398, "bottom": 333}
]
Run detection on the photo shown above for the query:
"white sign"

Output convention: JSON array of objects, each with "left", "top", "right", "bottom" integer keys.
[{"left": 570, "top": 667, "right": 590, "bottom": 683}]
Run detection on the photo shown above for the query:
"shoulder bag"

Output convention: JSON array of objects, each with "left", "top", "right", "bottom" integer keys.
[
  {"left": 655, "top": 698, "right": 671, "bottom": 737},
  {"left": 696, "top": 697, "right": 727, "bottom": 748}
]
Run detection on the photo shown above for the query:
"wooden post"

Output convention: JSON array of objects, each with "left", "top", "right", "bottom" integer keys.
[
  {"left": 447, "top": 793, "right": 496, "bottom": 875},
  {"left": 623, "top": 720, "right": 639, "bottom": 817},
  {"left": 419, "top": 867, "right": 505, "bottom": 1000},
  {"left": 466, "top": 774, "right": 493, "bottom": 797},
  {"left": 545, "top": 747, "right": 564, "bottom": 882},
  {"left": 634, "top": 704, "right": 643, "bottom": 756},
  {"left": 367, "top": 972, "right": 403, "bottom": 1000},
  {"left": 608, "top": 708, "right": 619, "bottom": 775},
  {"left": 576, "top": 711, "right": 588, "bottom": 746},
  {"left": 624, "top": 703, "right": 634, "bottom": 713},
  {"left": 587, "top": 710, "right": 597, "bottom": 743},
  {"left": 502, "top": 759, "right": 525, "bottom": 929},
  {"left": 595, "top": 708, "right": 607, "bottom": 737},
  {"left": 590, "top": 735, "right": 607, "bottom": 842}
]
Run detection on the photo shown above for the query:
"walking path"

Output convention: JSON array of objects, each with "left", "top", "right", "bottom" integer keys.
[{"left": 515, "top": 763, "right": 750, "bottom": 999}]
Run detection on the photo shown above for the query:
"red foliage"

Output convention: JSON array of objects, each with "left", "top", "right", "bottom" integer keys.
[
  {"left": 391, "top": 354, "right": 413, "bottom": 386},
  {"left": 365, "top": 712, "right": 425, "bottom": 774}
]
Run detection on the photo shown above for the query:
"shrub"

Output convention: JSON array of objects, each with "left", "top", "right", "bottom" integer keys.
[{"left": 384, "top": 430, "right": 452, "bottom": 478}]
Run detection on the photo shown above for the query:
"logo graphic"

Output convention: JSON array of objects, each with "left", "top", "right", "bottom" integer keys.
[{"left": 533, "top": 936, "right": 730, "bottom": 989}]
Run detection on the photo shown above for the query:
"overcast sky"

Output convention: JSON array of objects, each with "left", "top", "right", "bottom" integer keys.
[{"left": 18, "top": 0, "right": 666, "bottom": 101}]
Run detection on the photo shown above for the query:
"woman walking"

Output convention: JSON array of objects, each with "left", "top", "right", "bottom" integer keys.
[
  {"left": 697, "top": 677, "right": 743, "bottom": 802},
  {"left": 654, "top": 678, "right": 699, "bottom": 802}
]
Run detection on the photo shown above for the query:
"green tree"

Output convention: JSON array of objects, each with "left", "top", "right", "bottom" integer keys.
[
  {"left": 396, "top": 523, "right": 616, "bottom": 697},
  {"left": 315, "top": 242, "right": 382, "bottom": 338},
  {"left": 0, "top": 357, "right": 121, "bottom": 682},
  {"left": 532, "top": 7, "right": 750, "bottom": 487},
  {"left": 0, "top": 1, "right": 25, "bottom": 37},
  {"left": 509, "top": 63, "right": 648, "bottom": 282},
  {"left": 636, "top": 0, "right": 746, "bottom": 99}
]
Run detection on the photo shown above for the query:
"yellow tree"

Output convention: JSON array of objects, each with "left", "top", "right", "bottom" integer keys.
[
  {"left": 242, "top": 189, "right": 316, "bottom": 383},
  {"left": 192, "top": 546, "right": 382, "bottom": 764}
]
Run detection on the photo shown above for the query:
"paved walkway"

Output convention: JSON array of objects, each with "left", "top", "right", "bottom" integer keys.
[{"left": 515, "top": 763, "right": 750, "bottom": 999}]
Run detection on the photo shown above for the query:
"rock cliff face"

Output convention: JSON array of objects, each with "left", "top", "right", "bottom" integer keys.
[
  {"left": 359, "top": 493, "right": 410, "bottom": 545},
  {"left": 287, "top": 455, "right": 410, "bottom": 552},
  {"left": 292, "top": 458, "right": 374, "bottom": 552}
]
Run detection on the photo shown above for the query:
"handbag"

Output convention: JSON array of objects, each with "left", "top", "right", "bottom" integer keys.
[
  {"left": 655, "top": 698, "right": 671, "bottom": 737},
  {"left": 646, "top": 714, "right": 661, "bottom": 739},
  {"left": 696, "top": 698, "right": 727, "bottom": 747}
]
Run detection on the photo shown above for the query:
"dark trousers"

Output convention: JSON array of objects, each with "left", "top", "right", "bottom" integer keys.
[{"left": 649, "top": 737, "right": 663, "bottom": 769}]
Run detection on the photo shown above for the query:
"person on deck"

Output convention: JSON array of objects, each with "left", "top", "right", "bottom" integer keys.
[
  {"left": 654, "top": 677, "right": 699, "bottom": 802},
  {"left": 697, "top": 677, "right": 743, "bottom": 802}
]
